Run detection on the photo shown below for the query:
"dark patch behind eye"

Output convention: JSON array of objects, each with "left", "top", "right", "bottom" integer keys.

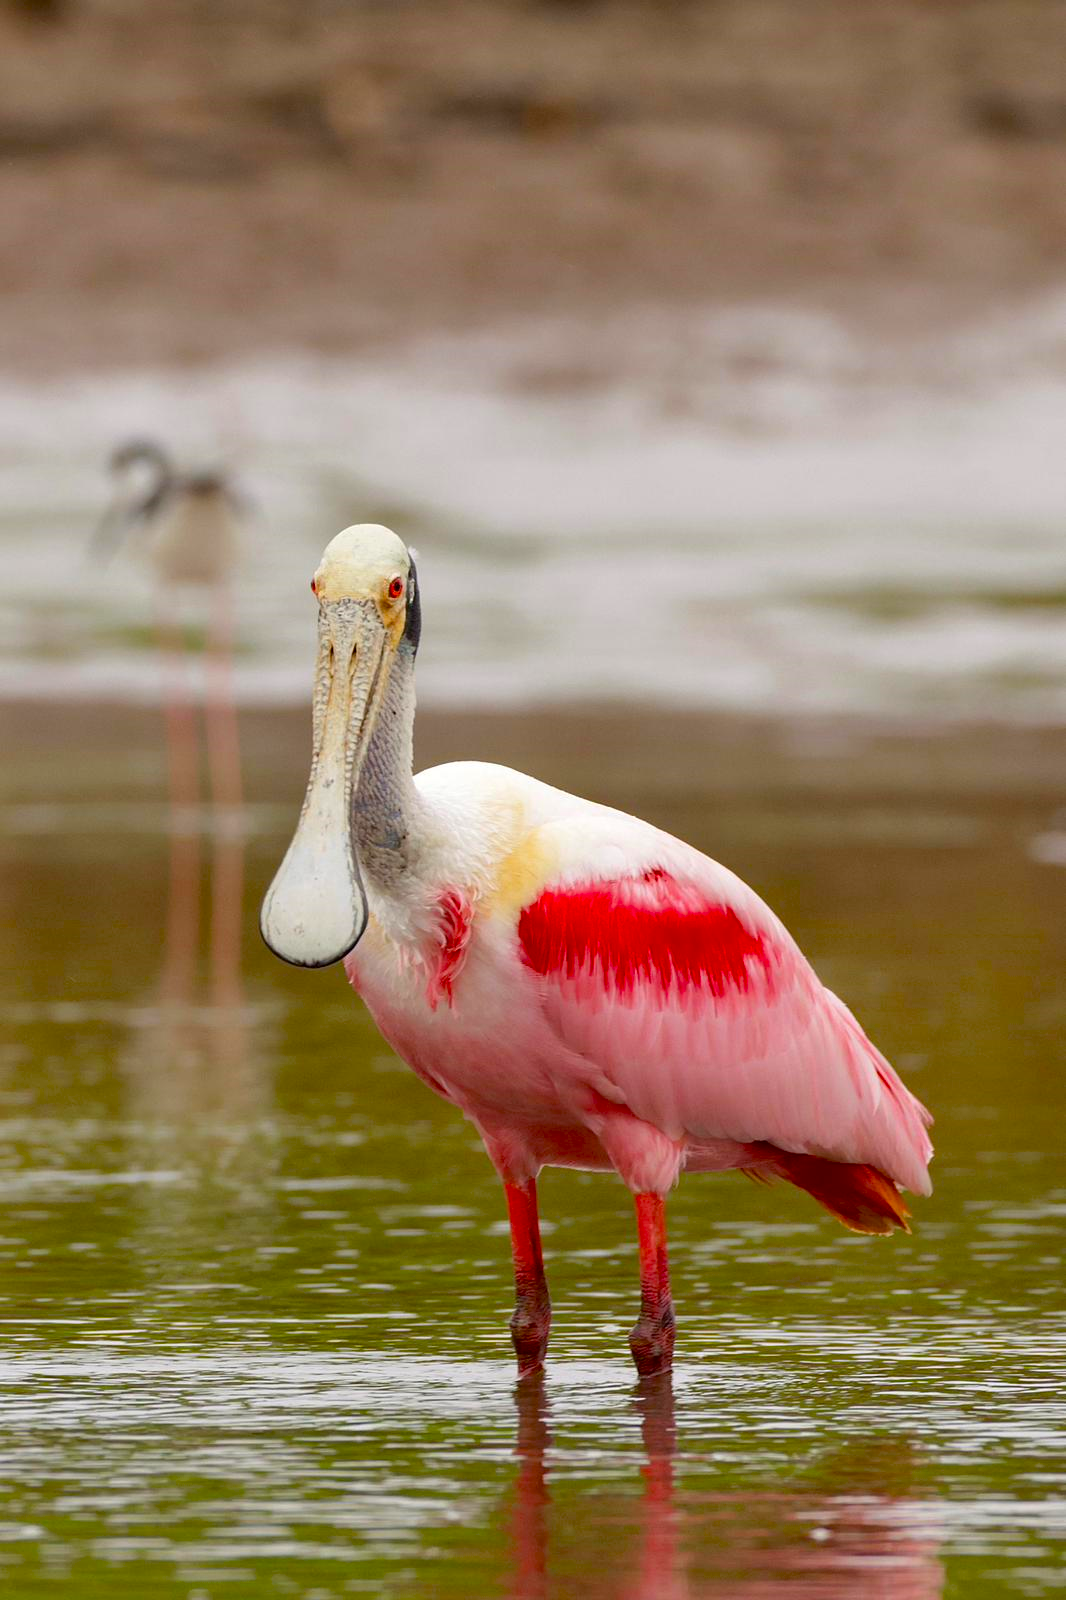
[{"left": 403, "top": 558, "right": 422, "bottom": 652}]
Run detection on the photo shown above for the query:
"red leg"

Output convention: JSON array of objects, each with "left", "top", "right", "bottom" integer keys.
[
  {"left": 630, "top": 1192, "right": 676, "bottom": 1377},
  {"left": 504, "top": 1178, "right": 551, "bottom": 1378}
]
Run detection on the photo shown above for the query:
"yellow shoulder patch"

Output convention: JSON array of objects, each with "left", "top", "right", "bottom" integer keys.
[{"left": 483, "top": 819, "right": 560, "bottom": 923}]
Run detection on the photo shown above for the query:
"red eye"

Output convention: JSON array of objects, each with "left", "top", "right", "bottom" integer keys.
[
  {"left": 310, "top": 578, "right": 318, "bottom": 596},
  {"left": 388, "top": 576, "right": 405, "bottom": 600}
]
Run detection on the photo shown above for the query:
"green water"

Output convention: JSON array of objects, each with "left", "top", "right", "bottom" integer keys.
[{"left": 0, "top": 706, "right": 1063, "bottom": 1598}]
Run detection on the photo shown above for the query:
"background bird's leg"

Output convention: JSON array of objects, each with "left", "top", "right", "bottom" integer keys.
[
  {"left": 156, "top": 589, "right": 201, "bottom": 1010},
  {"left": 630, "top": 1193, "right": 676, "bottom": 1377},
  {"left": 204, "top": 580, "right": 244, "bottom": 1014},
  {"left": 504, "top": 1178, "right": 551, "bottom": 1378}
]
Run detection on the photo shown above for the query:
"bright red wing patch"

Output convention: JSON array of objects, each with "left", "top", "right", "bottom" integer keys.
[{"left": 518, "top": 870, "right": 774, "bottom": 1002}]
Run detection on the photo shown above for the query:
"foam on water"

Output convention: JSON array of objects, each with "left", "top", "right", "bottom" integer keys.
[{"left": 3, "top": 297, "right": 1066, "bottom": 720}]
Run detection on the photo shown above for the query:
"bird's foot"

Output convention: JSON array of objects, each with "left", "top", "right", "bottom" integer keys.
[
  {"left": 629, "top": 1303, "right": 676, "bottom": 1377},
  {"left": 510, "top": 1295, "right": 551, "bottom": 1379}
]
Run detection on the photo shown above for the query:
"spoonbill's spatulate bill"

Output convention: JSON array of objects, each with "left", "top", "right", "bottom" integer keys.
[{"left": 261, "top": 524, "right": 933, "bottom": 1377}]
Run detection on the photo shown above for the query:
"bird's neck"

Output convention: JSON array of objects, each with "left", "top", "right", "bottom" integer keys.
[
  {"left": 132, "top": 451, "right": 173, "bottom": 519},
  {"left": 352, "top": 642, "right": 421, "bottom": 887}
]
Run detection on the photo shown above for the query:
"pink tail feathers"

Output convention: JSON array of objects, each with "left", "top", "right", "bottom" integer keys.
[
  {"left": 822, "top": 988, "right": 935, "bottom": 1199},
  {"left": 744, "top": 1000, "right": 933, "bottom": 1235}
]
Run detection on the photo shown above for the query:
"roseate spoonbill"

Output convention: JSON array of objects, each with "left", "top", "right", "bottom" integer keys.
[{"left": 261, "top": 524, "right": 934, "bottom": 1378}]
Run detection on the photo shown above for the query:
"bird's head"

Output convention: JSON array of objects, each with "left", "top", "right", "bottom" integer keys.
[
  {"left": 109, "top": 438, "right": 172, "bottom": 490},
  {"left": 260, "top": 523, "right": 420, "bottom": 968}
]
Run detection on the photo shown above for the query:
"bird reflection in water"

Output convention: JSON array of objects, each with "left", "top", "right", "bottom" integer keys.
[
  {"left": 506, "top": 1375, "right": 943, "bottom": 1600},
  {"left": 95, "top": 441, "right": 256, "bottom": 1122}
]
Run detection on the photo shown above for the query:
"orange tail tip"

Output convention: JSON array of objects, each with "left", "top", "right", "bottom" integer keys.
[{"left": 749, "top": 1145, "right": 913, "bottom": 1236}]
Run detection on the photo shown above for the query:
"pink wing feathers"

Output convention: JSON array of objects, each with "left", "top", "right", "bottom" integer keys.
[{"left": 517, "top": 852, "right": 933, "bottom": 1221}]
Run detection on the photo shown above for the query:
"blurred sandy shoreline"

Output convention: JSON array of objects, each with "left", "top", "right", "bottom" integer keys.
[
  {"left": 5, "top": 0, "right": 1066, "bottom": 374},
  {"left": 5, "top": 698, "right": 1066, "bottom": 811}
]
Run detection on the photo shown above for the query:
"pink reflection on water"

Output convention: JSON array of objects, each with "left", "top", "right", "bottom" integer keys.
[{"left": 507, "top": 1375, "right": 942, "bottom": 1600}]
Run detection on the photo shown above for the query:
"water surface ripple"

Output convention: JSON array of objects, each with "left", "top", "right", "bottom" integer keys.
[{"left": 0, "top": 725, "right": 1063, "bottom": 1597}]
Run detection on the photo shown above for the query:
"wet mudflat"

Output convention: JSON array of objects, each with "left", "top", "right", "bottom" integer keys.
[{"left": 0, "top": 703, "right": 1063, "bottom": 1598}]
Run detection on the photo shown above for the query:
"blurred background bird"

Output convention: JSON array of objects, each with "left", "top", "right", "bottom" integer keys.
[
  {"left": 92, "top": 438, "right": 249, "bottom": 1059},
  {"left": 93, "top": 438, "right": 246, "bottom": 588}
]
